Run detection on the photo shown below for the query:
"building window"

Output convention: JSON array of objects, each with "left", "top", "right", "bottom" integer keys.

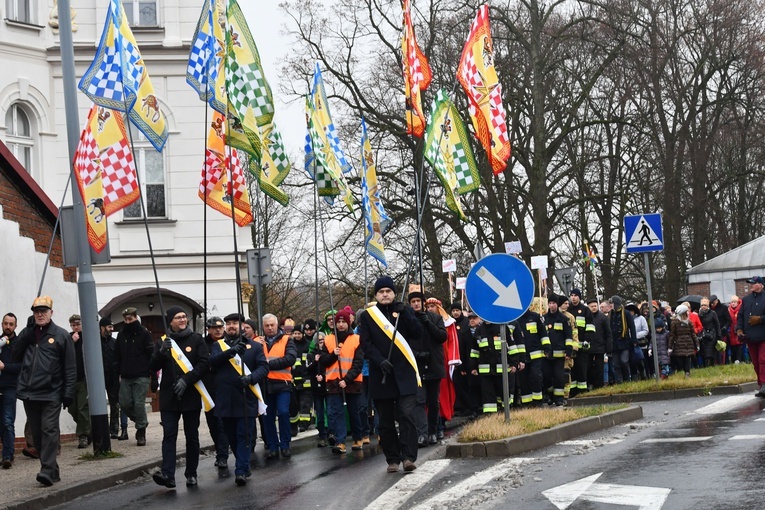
[
  {"left": 5, "top": 103, "right": 33, "bottom": 172},
  {"left": 5, "top": 0, "right": 32, "bottom": 24},
  {"left": 123, "top": 121, "right": 166, "bottom": 219},
  {"left": 123, "top": 1, "right": 157, "bottom": 27}
]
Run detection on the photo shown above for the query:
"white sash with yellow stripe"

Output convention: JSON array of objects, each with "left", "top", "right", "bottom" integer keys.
[
  {"left": 166, "top": 337, "right": 214, "bottom": 412},
  {"left": 217, "top": 339, "right": 267, "bottom": 416},
  {"left": 367, "top": 305, "right": 421, "bottom": 387}
]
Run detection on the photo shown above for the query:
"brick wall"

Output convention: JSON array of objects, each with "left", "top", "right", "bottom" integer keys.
[
  {"left": 735, "top": 279, "right": 751, "bottom": 298},
  {"left": 0, "top": 169, "right": 76, "bottom": 282},
  {"left": 687, "top": 281, "right": 710, "bottom": 297}
]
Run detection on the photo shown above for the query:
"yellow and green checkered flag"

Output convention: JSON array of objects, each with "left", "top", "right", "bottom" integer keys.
[
  {"left": 224, "top": 0, "right": 290, "bottom": 205},
  {"left": 424, "top": 89, "right": 480, "bottom": 220}
]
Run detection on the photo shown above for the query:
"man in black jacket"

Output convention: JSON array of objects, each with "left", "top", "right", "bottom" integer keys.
[
  {"left": 66, "top": 314, "right": 91, "bottom": 449},
  {"left": 408, "top": 292, "right": 446, "bottom": 447},
  {"left": 587, "top": 299, "right": 613, "bottom": 389},
  {"left": 14, "top": 296, "right": 76, "bottom": 487},
  {"left": 359, "top": 276, "right": 424, "bottom": 473},
  {"left": 210, "top": 313, "right": 269, "bottom": 486},
  {"left": 114, "top": 307, "right": 154, "bottom": 444},
  {"left": 150, "top": 306, "right": 210, "bottom": 489},
  {"left": 99, "top": 317, "right": 123, "bottom": 439},
  {"left": 0, "top": 313, "right": 21, "bottom": 468},
  {"left": 202, "top": 316, "right": 229, "bottom": 470}
]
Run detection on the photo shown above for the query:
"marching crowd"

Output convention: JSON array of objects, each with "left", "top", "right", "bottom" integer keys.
[{"left": 1, "top": 275, "right": 764, "bottom": 488}]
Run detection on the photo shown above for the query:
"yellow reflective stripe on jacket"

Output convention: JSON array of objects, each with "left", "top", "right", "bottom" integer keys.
[
  {"left": 477, "top": 339, "right": 489, "bottom": 348},
  {"left": 541, "top": 336, "right": 551, "bottom": 346},
  {"left": 528, "top": 349, "right": 544, "bottom": 360},
  {"left": 470, "top": 349, "right": 480, "bottom": 358}
]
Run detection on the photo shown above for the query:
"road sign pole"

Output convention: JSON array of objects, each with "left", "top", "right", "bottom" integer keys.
[
  {"left": 500, "top": 325, "right": 510, "bottom": 422},
  {"left": 644, "top": 253, "right": 660, "bottom": 381}
]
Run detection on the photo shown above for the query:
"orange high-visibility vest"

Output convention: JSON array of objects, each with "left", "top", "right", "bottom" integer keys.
[
  {"left": 324, "top": 333, "right": 363, "bottom": 383},
  {"left": 256, "top": 334, "right": 292, "bottom": 381}
]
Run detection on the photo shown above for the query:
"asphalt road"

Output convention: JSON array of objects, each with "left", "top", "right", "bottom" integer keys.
[{"left": 53, "top": 394, "right": 765, "bottom": 510}]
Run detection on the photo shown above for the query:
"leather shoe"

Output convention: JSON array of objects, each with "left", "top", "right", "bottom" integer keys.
[
  {"left": 186, "top": 476, "right": 197, "bottom": 487},
  {"left": 36, "top": 472, "right": 54, "bottom": 487},
  {"left": 428, "top": 434, "right": 438, "bottom": 445},
  {"left": 235, "top": 474, "right": 247, "bottom": 486},
  {"left": 110, "top": 432, "right": 118, "bottom": 439},
  {"left": 417, "top": 435, "right": 428, "bottom": 448},
  {"left": 22, "top": 447, "right": 39, "bottom": 459},
  {"left": 387, "top": 463, "right": 400, "bottom": 473},
  {"left": 2, "top": 458, "right": 12, "bottom": 469},
  {"left": 436, "top": 430, "right": 445, "bottom": 440},
  {"left": 265, "top": 450, "right": 279, "bottom": 460},
  {"left": 78, "top": 436, "right": 88, "bottom": 449},
  {"left": 152, "top": 472, "right": 176, "bottom": 488},
  {"left": 281, "top": 449, "right": 292, "bottom": 458},
  {"left": 117, "top": 429, "right": 129, "bottom": 441},
  {"left": 215, "top": 458, "right": 228, "bottom": 469},
  {"left": 403, "top": 460, "right": 417, "bottom": 472}
]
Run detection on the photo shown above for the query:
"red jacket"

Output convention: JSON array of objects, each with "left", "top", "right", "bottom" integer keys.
[{"left": 729, "top": 303, "right": 742, "bottom": 345}]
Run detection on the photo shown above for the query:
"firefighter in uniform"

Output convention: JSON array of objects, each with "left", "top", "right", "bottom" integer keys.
[
  {"left": 516, "top": 300, "right": 548, "bottom": 406},
  {"left": 470, "top": 322, "right": 520, "bottom": 414},
  {"left": 558, "top": 296, "right": 579, "bottom": 400},
  {"left": 543, "top": 295, "right": 573, "bottom": 406},
  {"left": 290, "top": 325, "right": 313, "bottom": 433},
  {"left": 568, "top": 289, "right": 595, "bottom": 395}
]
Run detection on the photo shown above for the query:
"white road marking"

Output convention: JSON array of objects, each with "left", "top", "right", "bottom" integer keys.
[
  {"left": 408, "top": 457, "right": 532, "bottom": 510},
  {"left": 559, "top": 439, "right": 623, "bottom": 446},
  {"left": 692, "top": 395, "right": 755, "bottom": 415},
  {"left": 543, "top": 472, "right": 671, "bottom": 510},
  {"left": 641, "top": 437, "right": 712, "bottom": 443},
  {"left": 754, "top": 417, "right": 765, "bottom": 421},
  {"left": 364, "top": 459, "right": 451, "bottom": 510},
  {"left": 729, "top": 435, "right": 765, "bottom": 441}
]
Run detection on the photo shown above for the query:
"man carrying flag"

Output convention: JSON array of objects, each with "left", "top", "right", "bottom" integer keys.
[
  {"left": 457, "top": 3, "right": 510, "bottom": 174},
  {"left": 359, "top": 276, "right": 424, "bottom": 474}
]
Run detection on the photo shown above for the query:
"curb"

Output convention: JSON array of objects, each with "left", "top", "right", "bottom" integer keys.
[
  {"left": 5, "top": 444, "right": 216, "bottom": 510},
  {"left": 567, "top": 381, "right": 759, "bottom": 406},
  {"left": 444, "top": 405, "right": 643, "bottom": 458}
]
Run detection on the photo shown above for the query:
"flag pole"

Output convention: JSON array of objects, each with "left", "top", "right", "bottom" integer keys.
[
  {"left": 314, "top": 172, "right": 320, "bottom": 324},
  {"left": 202, "top": 87, "right": 210, "bottom": 328}
]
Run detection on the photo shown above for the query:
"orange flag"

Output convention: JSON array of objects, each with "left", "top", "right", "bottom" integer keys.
[
  {"left": 199, "top": 112, "right": 253, "bottom": 227},
  {"left": 402, "top": 0, "right": 432, "bottom": 137},
  {"left": 73, "top": 105, "right": 108, "bottom": 253},
  {"left": 457, "top": 4, "right": 511, "bottom": 174}
]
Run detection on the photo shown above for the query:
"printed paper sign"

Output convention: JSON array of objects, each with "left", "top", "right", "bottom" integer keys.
[
  {"left": 530, "top": 255, "right": 548, "bottom": 269},
  {"left": 456, "top": 277, "right": 467, "bottom": 290},
  {"left": 442, "top": 259, "right": 457, "bottom": 272},
  {"left": 505, "top": 241, "right": 522, "bottom": 254}
]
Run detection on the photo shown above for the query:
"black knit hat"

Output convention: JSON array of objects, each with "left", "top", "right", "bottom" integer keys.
[
  {"left": 99, "top": 317, "right": 112, "bottom": 327},
  {"left": 166, "top": 306, "right": 186, "bottom": 325},
  {"left": 450, "top": 301, "right": 462, "bottom": 311},
  {"left": 374, "top": 276, "right": 396, "bottom": 294}
]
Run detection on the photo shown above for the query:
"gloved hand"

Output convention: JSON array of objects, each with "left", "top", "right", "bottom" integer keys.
[
  {"left": 159, "top": 338, "right": 172, "bottom": 353},
  {"left": 749, "top": 315, "right": 762, "bottom": 326},
  {"left": 580, "top": 341, "right": 590, "bottom": 351},
  {"left": 62, "top": 396, "right": 73, "bottom": 408},
  {"left": 240, "top": 374, "right": 252, "bottom": 387},
  {"left": 173, "top": 378, "right": 188, "bottom": 398},
  {"left": 232, "top": 339, "right": 247, "bottom": 356},
  {"left": 380, "top": 359, "right": 394, "bottom": 374}
]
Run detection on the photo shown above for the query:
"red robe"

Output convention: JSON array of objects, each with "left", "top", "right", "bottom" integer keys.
[{"left": 439, "top": 317, "right": 461, "bottom": 421}]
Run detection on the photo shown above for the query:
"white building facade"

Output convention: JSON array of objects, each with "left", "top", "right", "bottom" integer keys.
[{"left": 0, "top": 0, "right": 254, "bottom": 328}]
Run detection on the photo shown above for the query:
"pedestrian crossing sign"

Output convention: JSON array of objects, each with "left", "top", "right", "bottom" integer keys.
[{"left": 624, "top": 213, "right": 663, "bottom": 253}]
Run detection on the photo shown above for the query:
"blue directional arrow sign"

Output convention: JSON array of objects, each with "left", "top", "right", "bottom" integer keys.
[
  {"left": 465, "top": 253, "right": 535, "bottom": 324},
  {"left": 624, "top": 213, "right": 664, "bottom": 253}
]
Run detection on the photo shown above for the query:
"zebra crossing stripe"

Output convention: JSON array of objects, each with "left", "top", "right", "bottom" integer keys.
[
  {"left": 692, "top": 395, "right": 755, "bottom": 415},
  {"left": 364, "top": 459, "right": 451, "bottom": 510},
  {"left": 728, "top": 435, "right": 765, "bottom": 440},
  {"left": 641, "top": 437, "right": 712, "bottom": 443},
  {"left": 409, "top": 457, "right": 532, "bottom": 510}
]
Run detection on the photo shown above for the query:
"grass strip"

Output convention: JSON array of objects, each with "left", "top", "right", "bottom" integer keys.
[
  {"left": 583, "top": 363, "right": 755, "bottom": 397},
  {"left": 458, "top": 404, "right": 626, "bottom": 443}
]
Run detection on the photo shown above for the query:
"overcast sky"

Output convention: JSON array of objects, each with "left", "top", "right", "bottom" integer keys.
[{"left": 241, "top": 3, "right": 306, "bottom": 159}]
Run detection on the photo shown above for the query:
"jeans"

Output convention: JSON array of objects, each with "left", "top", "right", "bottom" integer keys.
[
  {"left": 612, "top": 349, "right": 631, "bottom": 383},
  {"left": 313, "top": 395, "right": 327, "bottom": 439},
  {"left": 376, "top": 394, "right": 418, "bottom": 465},
  {"left": 205, "top": 410, "right": 229, "bottom": 462},
  {"left": 119, "top": 377, "right": 150, "bottom": 430},
  {"left": 222, "top": 416, "right": 256, "bottom": 476},
  {"left": 160, "top": 410, "right": 200, "bottom": 480},
  {"left": 0, "top": 387, "right": 17, "bottom": 460},
  {"left": 327, "top": 392, "right": 362, "bottom": 443},
  {"left": 24, "top": 400, "right": 61, "bottom": 479},
  {"left": 264, "top": 391, "right": 291, "bottom": 451}
]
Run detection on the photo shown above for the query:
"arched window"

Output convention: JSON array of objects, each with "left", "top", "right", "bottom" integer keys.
[
  {"left": 122, "top": 121, "right": 166, "bottom": 219},
  {"left": 5, "top": 103, "right": 33, "bottom": 172}
]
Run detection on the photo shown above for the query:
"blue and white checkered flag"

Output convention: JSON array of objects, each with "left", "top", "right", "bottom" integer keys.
[{"left": 311, "top": 64, "right": 353, "bottom": 175}]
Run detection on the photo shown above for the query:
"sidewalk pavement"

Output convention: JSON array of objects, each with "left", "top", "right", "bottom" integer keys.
[{"left": 1, "top": 411, "right": 214, "bottom": 510}]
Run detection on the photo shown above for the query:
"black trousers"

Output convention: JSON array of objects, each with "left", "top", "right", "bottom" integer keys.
[
  {"left": 587, "top": 353, "right": 605, "bottom": 389},
  {"left": 24, "top": 400, "right": 61, "bottom": 479},
  {"left": 415, "top": 378, "right": 441, "bottom": 436},
  {"left": 106, "top": 384, "right": 120, "bottom": 435},
  {"left": 519, "top": 359, "right": 544, "bottom": 404},
  {"left": 376, "top": 395, "right": 417, "bottom": 465},
  {"left": 542, "top": 358, "right": 566, "bottom": 401},
  {"left": 160, "top": 410, "right": 200, "bottom": 480}
]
